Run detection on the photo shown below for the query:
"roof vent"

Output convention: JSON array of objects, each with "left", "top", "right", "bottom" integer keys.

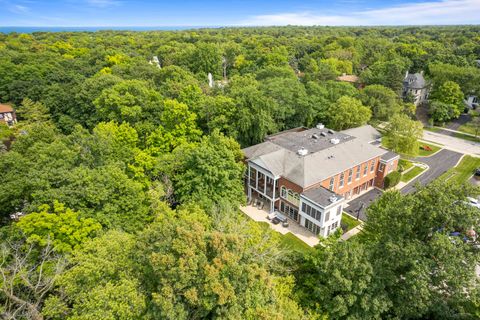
[
  {"left": 321, "top": 132, "right": 328, "bottom": 137},
  {"left": 297, "top": 147, "right": 308, "bottom": 156},
  {"left": 328, "top": 129, "right": 335, "bottom": 134},
  {"left": 311, "top": 133, "right": 319, "bottom": 139},
  {"left": 329, "top": 196, "right": 338, "bottom": 203},
  {"left": 316, "top": 123, "right": 325, "bottom": 129},
  {"left": 330, "top": 138, "right": 340, "bottom": 145}
]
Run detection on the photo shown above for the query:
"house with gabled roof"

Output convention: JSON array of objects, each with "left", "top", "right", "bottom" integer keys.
[
  {"left": 402, "top": 71, "right": 429, "bottom": 106},
  {"left": 243, "top": 124, "right": 398, "bottom": 237},
  {"left": 0, "top": 104, "right": 16, "bottom": 127}
]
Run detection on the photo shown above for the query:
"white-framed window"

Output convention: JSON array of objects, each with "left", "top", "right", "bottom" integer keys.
[
  {"left": 336, "top": 206, "right": 342, "bottom": 216},
  {"left": 355, "top": 165, "right": 360, "bottom": 180},
  {"left": 363, "top": 163, "right": 368, "bottom": 176},
  {"left": 280, "top": 186, "right": 287, "bottom": 198},
  {"left": 379, "top": 163, "right": 385, "bottom": 172},
  {"left": 348, "top": 169, "right": 353, "bottom": 184},
  {"left": 339, "top": 173, "right": 344, "bottom": 188},
  {"left": 325, "top": 210, "right": 330, "bottom": 222},
  {"left": 370, "top": 160, "right": 375, "bottom": 173},
  {"left": 329, "top": 177, "right": 335, "bottom": 191}
]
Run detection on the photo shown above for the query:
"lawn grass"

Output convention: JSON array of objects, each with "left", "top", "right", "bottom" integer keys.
[
  {"left": 383, "top": 137, "right": 441, "bottom": 157},
  {"left": 279, "top": 233, "right": 313, "bottom": 254},
  {"left": 438, "top": 155, "right": 480, "bottom": 184},
  {"left": 401, "top": 165, "right": 426, "bottom": 182},
  {"left": 452, "top": 132, "right": 480, "bottom": 143},
  {"left": 417, "top": 141, "right": 441, "bottom": 157},
  {"left": 341, "top": 213, "right": 361, "bottom": 231},
  {"left": 254, "top": 221, "right": 313, "bottom": 254},
  {"left": 398, "top": 159, "right": 413, "bottom": 172}
]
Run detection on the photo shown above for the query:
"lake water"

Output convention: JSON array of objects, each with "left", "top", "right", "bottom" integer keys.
[{"left": 0, "top": 26, "right": 209, "bottom": 34}]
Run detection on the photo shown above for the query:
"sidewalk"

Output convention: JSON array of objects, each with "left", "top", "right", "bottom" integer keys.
[
  {"left": 434, "top": 126, "right": 478, "bottom": 137},
  {"left": 341, "top": 224, "right": 363, "bottom": 240},
  {"left": 422, "top": 131, "right": 480, "bottom": 156}
]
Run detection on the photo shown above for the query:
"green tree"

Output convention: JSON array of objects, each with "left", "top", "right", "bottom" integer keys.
[
  {"left": 94, "top": 79, "right": 163, "bottom": 130},
  {"left": 173, "top": 131, "right": 245, "bottom": 209},
  {"left": 429, "top": 101, "right": 460, "bottom": 123},
  {"left": 44, "top": 231, "right": 146, "bottom": 320},
  {"left": 363, "top": 182, "right": 480, "bottom": 318},
  {"left": 326, "top": 96, "right": 371, "bottom": 130},
  {"left": 135, "top": 204, "right": 304, "bottom": 320},
  {"left": 16, "top": 201, "right": 101, "bottom": 254},
  {"left": 360, "top": 85, "right": 403, "bottom": 120},
  {"left": 146, "top": 99, "right": 201, "bottom": 154},
  {"left": 430, "top": 81, "right": 465, "bottom": 118},
  {"left": 297, "top": 240, "right": 390, "bottom": 319},
  {"left": 383, "top": 113, "right": 423, "bottom": 155}
]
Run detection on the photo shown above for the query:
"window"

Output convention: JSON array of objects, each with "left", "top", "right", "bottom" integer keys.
[
  {"left": 336, "top": 206, "right": 342, "bottom": 216},
  {"left": 355, "top": 165, "right": 360, "bottom": 180},
  {"left": 339, "top": 173, "right": 344, "bottom": 188},
  {"left": 379, "top": 163, "right": 385, "bottom": 172},
  {"left": 370, "top": 160, "right": 375, "bottom": 173},
  {"left": 329, "top": 177, "right": 335, "bottom": 191},
  {"left": 348, "top": 169, "right": 353, "bottom": 184},
  {"left": 363, "top": 163, "right": 368, "bottom": 176},
  {"left": 280, "top": 186, "right": 287, "bottom": 198},
  {"left": 305, "top": 219, "right": 321, "bottom": 235},
  {"left": 301, "top": 202, "right": 322, "bottom": 222},
  {"left": 325, "top": 210, "right": 330, "bottom": 222}
]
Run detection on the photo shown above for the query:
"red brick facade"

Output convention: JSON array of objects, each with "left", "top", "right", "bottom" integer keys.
[{"left": 273, "top": 156, "right": 398, "bottom": 202}]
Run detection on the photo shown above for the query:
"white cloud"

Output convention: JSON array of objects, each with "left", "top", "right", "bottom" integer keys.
[
  {"left": 11, "top": 4, "right": 29, "bottom": 13},
  {"left": 242, "top": 0, "right": 480, "bottom": 26},
  {"left": 85, "top": 0, "right": 122, "bottom": 8}
]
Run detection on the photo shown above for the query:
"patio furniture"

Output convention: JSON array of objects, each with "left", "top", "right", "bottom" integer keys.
[{"left": 282, "top": 221, "right": 289, "bottom": 228}]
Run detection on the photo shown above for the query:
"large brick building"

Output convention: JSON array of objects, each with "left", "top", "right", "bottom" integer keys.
[{"left": 243, "top": 124, "right": 399, "bottom": 237}]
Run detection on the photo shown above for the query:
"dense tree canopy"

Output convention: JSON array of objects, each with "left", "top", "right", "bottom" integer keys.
[{"left": 1, "top": 26, "right": 480, "bottom": 319}]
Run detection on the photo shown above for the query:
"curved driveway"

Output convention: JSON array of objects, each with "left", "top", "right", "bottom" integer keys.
[{"left": 401, "top": 149, "right": 463, "bottom": 194}]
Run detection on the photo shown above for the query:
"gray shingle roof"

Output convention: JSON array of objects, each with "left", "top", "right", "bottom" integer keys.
[
  {"left": 341, "top": 125, "right": 381, "bottom": 143},
  {"left": 380, "top": 150, "right": 399, "bottom": 162},
  {"left": 302, "top": 186, "right": 343, "bottom": 208},
  {"left": 243, "top": 126, "right": 388, "bottom": 188},
  {"left": 404, "top": 72, "right": 426, "bottom": 89}
]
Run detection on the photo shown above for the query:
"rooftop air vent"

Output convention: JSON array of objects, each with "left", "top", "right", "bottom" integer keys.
[
  {"left": 321, "top": 132, "right": 328, "bottom": 137},
  {"left": 312, "top": 133, "right": 319, "bottom": 139},
  {"left": 329, "top": 196, "right": 338, "bottom": 203},
  {"left": 316, "top": 123, "right": 325, "bottom": 129},
  {"left": 330, "top": 138, "right": 340, "bottom": 145},
  {"left": 297, "top": 147, "right": 308, "bottom": 156},
  {"left": 328, "top": 129, "right": 335, "bottom": 134}
]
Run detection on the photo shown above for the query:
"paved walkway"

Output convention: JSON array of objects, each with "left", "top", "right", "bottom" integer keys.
[
  {"left": 422, "top": 130, "right": 480, "bottom": 156},
  {"left": 239, "top": 205, "right": 320, "bottom": 247},
  {"left": 341, "top": 224, "right": 363, "bottom": 240}
]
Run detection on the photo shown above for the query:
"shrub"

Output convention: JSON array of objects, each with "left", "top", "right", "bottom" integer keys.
[{"left": 384, "top": 171, "right": 401, "bottom": 189}]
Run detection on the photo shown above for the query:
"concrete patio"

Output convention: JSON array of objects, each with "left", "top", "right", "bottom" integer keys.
[{"left": 240, "top": 205, "right": 320, "bottom": 247}]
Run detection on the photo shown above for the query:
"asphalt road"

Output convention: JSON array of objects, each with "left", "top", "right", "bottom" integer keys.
[
  {"left": 345, "top": 149, "right": 463, "bottom": 221},
  {"left": 401, "top": 149, "right": 463, "bottom": 194},
  {"left": 344, "top": 188, "right": 383, "bottom": 221}
]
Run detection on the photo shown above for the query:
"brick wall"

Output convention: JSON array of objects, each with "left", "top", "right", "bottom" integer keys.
[{"left": 306, "top": 157, "right": 380, "bottom": 198}]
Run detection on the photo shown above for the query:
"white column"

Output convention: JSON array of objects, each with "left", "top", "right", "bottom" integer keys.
[{"left": 271, "top": 179, "right": 276, "bottom": 213}]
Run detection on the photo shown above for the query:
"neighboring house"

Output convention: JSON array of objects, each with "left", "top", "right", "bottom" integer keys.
[
  {"left": 402, "top": 71, "right": 429, "bottom": 106},
  {"left": 336, "top": 73, "right": 363, "bottom": 89},
  {"left": 0, "top": 104, "right": 17, "bottom": 127},
  {"left": 243, "top": 124, "right": 399, "bottom": 237}
]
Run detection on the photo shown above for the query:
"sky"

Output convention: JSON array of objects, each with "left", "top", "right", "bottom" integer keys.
[{"left": 0, "top": 0, "right": 479, "bottom": 27}]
